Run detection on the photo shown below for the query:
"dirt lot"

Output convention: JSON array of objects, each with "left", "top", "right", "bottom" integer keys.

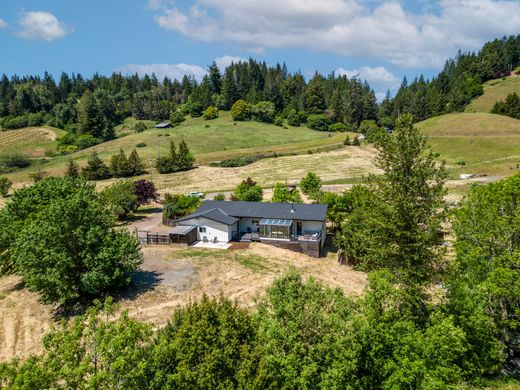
[{"left": 0, "top": 239, "right": 366, "bottom": 363}]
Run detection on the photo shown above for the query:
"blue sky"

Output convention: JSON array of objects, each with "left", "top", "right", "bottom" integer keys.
[{"left": 1, "top": 0, "right": 520, "bottom": 98}]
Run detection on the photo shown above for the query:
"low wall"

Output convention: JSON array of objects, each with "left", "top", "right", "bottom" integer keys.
[{"left": 260, "top": 239, "right": 321, "bottom": 258}]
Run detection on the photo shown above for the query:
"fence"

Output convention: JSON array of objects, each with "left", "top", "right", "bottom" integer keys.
[{"left": 136, "top": 229, "right": 172, "bottom": 245}]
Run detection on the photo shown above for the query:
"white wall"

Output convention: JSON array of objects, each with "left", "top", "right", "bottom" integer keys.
[
  {"left": 178, "top": 217, "right": 233, "bottom": 242},
  {"left": 238, "top": 217, "right": 261, "bottom": 233}
]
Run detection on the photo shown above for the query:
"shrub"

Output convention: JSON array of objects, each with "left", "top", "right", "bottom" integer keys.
[
  {"left": 27, "top": 112, "right": 45, "bottom": 127},
  {"left": 299, "top": 172, "right": 322, "bottom": 195},
  {"left": 234, "top": 178, "right": 263, "bottom": 202},
  {"left": 274, "top": 115, "right": 284, "bottom": 126},
  {"left": 213, "top": 193, "right": 226, "bottom": 201},
  {"left": 286, "top": 109, "right": 307, "bottom": 127},
  {"left": 134, "top": 179, "right": 158, "bottom": 205},
  {"left": 231, "top": 99, "right": 251, "bottom": 121},
  {"left": 170, "top": 111, "right": 186, "bottom": 125},
  {"left": 271, "top": 182, "right": 302, "bottom": 203},
  {"left": 0, "top": 177, "right": 12, "bottom": 197},
  {"left": 329, "top": 122, "right": 347, "bottom": 132},
  {"left": 134, "top": 121, "right": 147, "bottom": 132},
  {"left": 100, "top": 180, "right": 139, "bottom": 220},
  {"left": 4, "top": 115, "right": 28, "bottom": 129},
  {"left": 189, "top": 102, "right": 204, "bottom": 117},
  {"left": 306, "top": 114, "right": 331, "bottom": 131},
  {"left": 251, "top": 101, "right": 276, "bottom": 123},
  {"left": 136, "top": 142, "right": 147, "bottom": 148},
  {"left": 352, "top": 135, "right": 361, "bottom": 146},
  {"left": 0, "top": 153, "right": 31, "bottom": 169},
  {"left": 203, "top": 106, "right": 219, "bottom": 120},
  {"left": 344, "top": 135, "right": 351, "bottom": 145},
  {"left": 75, "top": 134, "right": 99, "bottom": 149},
  {"left": 162, "top": 194, "right": 201, "bottom": 219}
]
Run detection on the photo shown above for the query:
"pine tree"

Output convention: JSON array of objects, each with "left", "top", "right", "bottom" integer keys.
[
  {"left": 65, "top": 159, "right": 80, "bottom": 179},
  {"left": 208, "top": 61, "right": 222, "bottom": 94},
  {"left": 127, "top": 149, "right": 145, "bottom": 176},
  {"left": 82, "top": 151, "right": 111, "bottom": 180},
  {"left": 110, "top": 149, "right": 129, "bottom": 178},
  {"left": 77, "top": 90, "right": 103, "bottom": 138},
  {"left": 177, "top": 140, "right": 195, "bottom": 170}
]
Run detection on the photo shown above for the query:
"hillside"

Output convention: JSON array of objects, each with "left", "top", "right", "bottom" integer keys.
[
  {"left": 1, "top": 113, "right": 360, "bottom": 188},
  {"left": 465, "top": 74, "right": 520, "bottom": 113},
  {"left": 0, "top": 127, "right": 65, "bottom": 158},
  {"left": 417, "top": 112, "right": 520, "bottom": 175}
]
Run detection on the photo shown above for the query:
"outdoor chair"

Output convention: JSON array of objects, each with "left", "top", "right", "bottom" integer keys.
[
  {"left": 202, "top": 236, "right": 209, "bottom": 243},
  {"left": 213, "top": 236, "right": 218, "bottom": 243}
]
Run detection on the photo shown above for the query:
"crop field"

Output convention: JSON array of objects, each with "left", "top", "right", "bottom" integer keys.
[{"left": 0, "top": 127, "right": 64, "bottom": 158}]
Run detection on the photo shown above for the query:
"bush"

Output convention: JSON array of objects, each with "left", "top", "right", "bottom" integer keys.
[
  {"left": 4, "top": 115, "right": 28, "bottom": 129},
  {"left": 299, "top": 172, "right": 322, "bottom": 196},
  {"left": 75, "top": 134, "right": 99, "bottom": 149},
  {"left": 231, "top": 99, "right": 251, "bottom": 121},
  {"left": 213, "top": 193, "right": 226, "bottom": 201},
  {"left": 274, "top": 115, "right": 284, "bottom": 126},
  {"left": 306, "top": 114, "right": 331, "bottom": 131},
  {"left": 286, "top": 110, "right": 307, "bottom": 127},
  {"left": 100, "top": 180, "right": 139, "bottom": 220},
  {"left": 0, "top": 153, "right": 31, "bottom": 169},
  {"left": 203, "top": 106, "right": 219, "bottom": 120},
  {"left": 134, "top": 179, "right": 158, "bottom": 205},
  {"left": 162, "top": 194, "right": 201, "bottom": 219},
  {"left": 251, "top": 101, "right": 276, "bottom": 123},
  {"left": 136, "top": 142, "right": 147, "bottom": 148},
  {"left": 234, "top": 178, "right": 263, "bottom": 202},
  {"left": 329, "top": 122, "right": 347, "bottom": 132},
  {"left": 189, "top": 102, "right": 204, "bottom": 117},
  {"left": 134, "top": 121, "right": 147, "bottom": 132},
  {"left": 0, "top": 177, "right": 12, "bottom": 197},
  {"left": 352, "top": 135, "right": 361, "bottom": 146},
  {"left": 170, "top": 111, "right": 186, "bottom": 125},
  {"left": 27, "top": 112, "right": 45, "bottom": 127}
]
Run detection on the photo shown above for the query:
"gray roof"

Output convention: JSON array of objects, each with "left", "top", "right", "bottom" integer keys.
[
  {"left": 176, "top": 207, "right": 239, "bottom": 225},
  {"left": 170, "top": 225, "right": 196, "bottom": 235},
  {"left": 155, "top": 122, "right": 172, "bottom": 128},
  {"left": 195, "top": 200, "right": 327, "bottom": 222}
]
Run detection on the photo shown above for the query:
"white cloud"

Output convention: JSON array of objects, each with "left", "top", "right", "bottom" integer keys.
[
  {"left": 151, "top": 0, "right": 520, "bottom": 69},
  {"left": 117, "top": 63, "right": 207, "bottom": 80},
  {"left": 336, "top": 66, "right": 400, "bottom": 90},
  {"left": 117, "top": 54, "right": 246, "bottom": 80},
  {"left": 214, "top": 55, "right": 245, "bottom": 70},
  {"left": 0, "top": 18, "right": 7, "bottom": 29},
  {"left": 17, "top": 11, "right": 70, "bottom": 41}
]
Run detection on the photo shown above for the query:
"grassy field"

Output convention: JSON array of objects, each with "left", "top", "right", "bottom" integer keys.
[
  {"left": 417, "top": 112, "right": 520, "bottom": 176},
  {"left": 466, "top": 74, "right": 520, "bottom": 113}
]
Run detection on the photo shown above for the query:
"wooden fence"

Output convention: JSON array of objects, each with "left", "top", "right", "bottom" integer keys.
[{"left": 136, "top": 229, "right": 172, "bottom": 245}]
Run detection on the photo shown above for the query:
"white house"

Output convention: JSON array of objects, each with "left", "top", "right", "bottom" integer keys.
[{"left": 174, "top": 200, "right": 328, "bottom": 257}]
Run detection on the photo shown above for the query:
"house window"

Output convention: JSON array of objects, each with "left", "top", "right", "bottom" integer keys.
[{"left": 199, "top": 227, "right": 206, "bottom": 233}]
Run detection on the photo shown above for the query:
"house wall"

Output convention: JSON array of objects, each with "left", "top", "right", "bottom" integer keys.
[
  {"left": 237, "top": 217, "right": 261, "bottom": 233},
  {"left": 177, "top": 217, "right": 233, "bottom": 242},
  {"left": 301, "top": 220, "right": 326, "bottom": 248}
]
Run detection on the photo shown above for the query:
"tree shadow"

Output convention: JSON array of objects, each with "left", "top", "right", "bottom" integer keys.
[
  {"left": 125, "top": 207, "right": 163, "bottom": 223},
  {"left": 321, "top": 234, "right": 338, "bottom": 258},
  {"left": 52, "top": 269, "right": 162, "bottom": 321}
]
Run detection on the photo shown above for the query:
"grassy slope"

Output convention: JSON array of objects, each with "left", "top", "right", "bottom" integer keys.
[
  {"left": 3, "top": 112, "right": 350, "bottom": 182},
  {"left": 0, "top": 127, "right": 65, "bottom": 157},
  {"left": 417, "top": 113, "right": 520, "bottom": 176},
  {"left": 466, "top": 74, "right": 520, "bottom": 113}
]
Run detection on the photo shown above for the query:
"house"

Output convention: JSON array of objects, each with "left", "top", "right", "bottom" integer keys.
[
  {"left": 173, "top": 200, "right": 328, "bottom": 257},
  {"left": 155, "top": 122, "right": 172, "bottom": 129}
]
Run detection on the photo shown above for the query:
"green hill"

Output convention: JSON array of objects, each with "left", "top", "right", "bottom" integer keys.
[
  {"left": 0, "top": 127, "right": 65, "bottom": 157},
  {"left": 466, "top": 74, "right": 520, "bottom": 113},
  {"left": 417, "top": 112, "right": 520, "bottom": 175},
  {"left": 2, "top": 112, "right": 349, "bottom": 182}
]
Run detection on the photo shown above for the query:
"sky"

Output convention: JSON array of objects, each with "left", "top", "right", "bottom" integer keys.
[{"left": 1, "top": 0, "right": 520, "bottom": 99}]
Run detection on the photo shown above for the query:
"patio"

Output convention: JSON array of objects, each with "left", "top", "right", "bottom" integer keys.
[{"left": 191, "top": 241, "right": 232, "bottom": 249}]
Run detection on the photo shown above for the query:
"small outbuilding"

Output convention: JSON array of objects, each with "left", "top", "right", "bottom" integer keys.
[
  {"left": 155, "top": 122, "right": 173, "bottom": 129},
  {"left": 169, "top": 225, "right": 197, "bottom": 245}
]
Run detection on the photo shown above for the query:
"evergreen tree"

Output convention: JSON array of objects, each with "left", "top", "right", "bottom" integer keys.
[
  {"left": 207, "top": 61, "right": 222, "bottom": 94},
  {"left": 77, "top": 90, "right": 103, "bottom": 138},
  {"left": 65, "top": 159, "right": 79, "bottom": 179},
  {"left": 110, "top": 149, "right": 129, "bottom": 178},
  {"left": 177, "top": 140, "right": 195, "bottom": 170},
  {"left": 82, "top": 151, "right": 111, "bottom": 180},
  {"left": 128, "top": 149, "right": 145, "bottom": 176}
]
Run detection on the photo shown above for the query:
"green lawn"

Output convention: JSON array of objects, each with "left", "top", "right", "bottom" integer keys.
[{"left": 466, "top": 74, "right": 520, "bottom": 113}]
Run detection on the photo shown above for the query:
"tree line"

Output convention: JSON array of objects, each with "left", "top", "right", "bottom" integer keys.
[{"left": 383, "top": 35, "right": 520, "bottom": 125}]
